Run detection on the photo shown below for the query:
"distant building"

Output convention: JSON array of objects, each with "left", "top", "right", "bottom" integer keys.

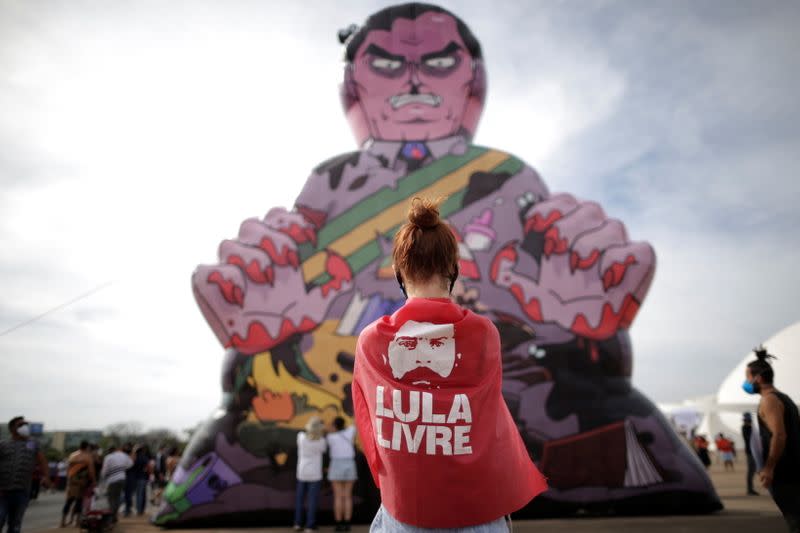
[
  {"left": 19, "top": 430, "right": 105, "bottom": 453},
  {"left": 663, "top": 320, "right": 800, "bottom": 450},
  {"left": 0, "top": 421, "right": 44, "bottom": 440},
  {"left": 0, "top": 423, "right": 104, "bottom": 453},
  {"left": 712, "top": 320, "right": 800, "bottom": 443},
  {"left": 50, "top": 430, "right": 104, "bottom": 452}
]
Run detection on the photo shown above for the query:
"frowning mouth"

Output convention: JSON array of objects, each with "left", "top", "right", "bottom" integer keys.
[{"left": 390, "top": 93, "right": 441, "bottom": 109}]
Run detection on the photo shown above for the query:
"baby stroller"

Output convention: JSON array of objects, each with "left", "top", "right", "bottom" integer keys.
[{"left": 78, "top": 483, "right": 115, "bottom": 533}]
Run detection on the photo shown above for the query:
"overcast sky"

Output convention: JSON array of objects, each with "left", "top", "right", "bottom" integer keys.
[{"left": 1, "top": 0, "right": 798, "bottom": 432}]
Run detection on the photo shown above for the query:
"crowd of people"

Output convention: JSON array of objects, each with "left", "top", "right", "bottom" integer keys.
[
  {"left": 0, "top": 423, "right": 181, "bottom": 533},
  {"left": 689, "top": 416, "right": 786, "bottom": 500},
  {"left": 60, "top": 442, "right": 182, "bottom": 525},
  {"left": 690, "top": 433, "right": 737, "bottom": 472}
]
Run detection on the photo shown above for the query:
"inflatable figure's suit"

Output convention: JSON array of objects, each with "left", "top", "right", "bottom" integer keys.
[{"left": 155, "top": 3, "right": 721, "bottom": 526}]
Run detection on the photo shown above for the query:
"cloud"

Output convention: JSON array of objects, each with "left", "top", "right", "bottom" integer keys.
[{"left": 523, "top": 1, "right": 800, "bottom": 401}]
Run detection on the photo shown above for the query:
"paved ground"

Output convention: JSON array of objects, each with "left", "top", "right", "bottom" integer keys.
[
  {"left": 24, "top": 463, "right": 788, "bottom": 532},
  {"left": 19, "top": 490, "right": 65, "bottom": 532}
]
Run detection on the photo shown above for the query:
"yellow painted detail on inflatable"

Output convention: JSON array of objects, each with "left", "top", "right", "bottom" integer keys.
[
  {"left": 302, "top": 320, "right": 357, "bottom": 401},
  {"left": 301, "top": 149, "right": 510, "bottom": 281},
  {"left": 249, "top": 356, "right": 337, "bottom": 429},
  {"left": 248, "top": 321, "right": 357, "bottom": 430}
]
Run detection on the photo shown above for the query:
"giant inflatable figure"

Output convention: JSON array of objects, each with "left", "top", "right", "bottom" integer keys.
[{"left": 156, "top": 3, "right": 721, "bottom": 526}]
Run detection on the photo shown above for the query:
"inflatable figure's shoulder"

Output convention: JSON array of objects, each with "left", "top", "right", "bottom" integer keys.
[
  {"left": 312, "top": 151, "right": 363, "bottom": 191},
  {"left": 461, "top": 145, "right": 550, "bottom": 206},
  {"left": 296, "top": 150, "right": 391, "bottom": 212}
]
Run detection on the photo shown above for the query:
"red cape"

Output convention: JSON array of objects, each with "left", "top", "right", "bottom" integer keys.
[{"left": 353, "top": 297, "right": 547, "bottom": 528}]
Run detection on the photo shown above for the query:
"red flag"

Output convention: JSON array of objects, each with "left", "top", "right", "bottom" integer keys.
[{"left": 353, "top": 297, "right": 547, "bottom": 528}]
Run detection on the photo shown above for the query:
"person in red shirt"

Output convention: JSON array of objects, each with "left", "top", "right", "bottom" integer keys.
[
  {"left": 353, "top": 197, "right": 547, "bottom": 531},
  {"left": 715, "top": 434, "right": 735, "bottom": 471},
  {"left": 694, "top": 435, "right": 711, "bottom": 469}
]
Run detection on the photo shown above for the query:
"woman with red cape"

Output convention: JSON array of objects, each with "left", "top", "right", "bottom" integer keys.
[{"left": 353, "top": 197, "right": 548, "bottom": 531}]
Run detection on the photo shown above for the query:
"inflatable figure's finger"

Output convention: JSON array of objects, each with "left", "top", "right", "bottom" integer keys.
[
  {"left": 192, "top": 264, "right": 246, "bottom": 347},
  {"left": 490, "top": 242, "right": 547, "bottom": 323},
  {"left": 522, "top": 193, "right": 578, "bottom": 234},
  {"left": 219, "top": 240, "right": 274, "bottom": 285},
  {"left": 264, "top": 207, "right": 318, "bottom": 245},
  {"left": 600, "top": 242, "right": 656, "bottom": 303},
  {"left": 544, "top": 201, "right": 606, "bottom": 257},
  {"left": 238, "top": 219, "right": 300, "bottom": 268},
  {"left": 570, "top": 219, "right": 628, "bottom": 272}
]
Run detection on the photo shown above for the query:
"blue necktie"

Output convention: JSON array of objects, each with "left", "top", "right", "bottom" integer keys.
[{"left": 398, "top": 142, "right": 429, "bottom": 172}]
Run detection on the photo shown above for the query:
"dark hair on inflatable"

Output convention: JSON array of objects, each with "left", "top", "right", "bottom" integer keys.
[
  {"left": 747, "top": 345, "right": 777, "bottom": 384},
  {"left": 341, "top": 3, "right": 483, "bottom": 62},
  {"left": 393, "top": 197, "right": 458, "bottom": 290}
]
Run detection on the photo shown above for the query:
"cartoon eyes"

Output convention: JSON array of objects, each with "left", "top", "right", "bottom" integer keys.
[
  {"left": 371, "top": 58, "right": 404, "bottom": 72},
  {"left": 424, "top": 56, "right": 456, "bottom": 70},
  {"left": 367, "top": 54, "right": 460, "bottom": 78}
]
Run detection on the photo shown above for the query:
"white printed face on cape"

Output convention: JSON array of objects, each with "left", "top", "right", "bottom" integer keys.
[{"left": 386, "top": 320, "right": 461, "bottom": 380}]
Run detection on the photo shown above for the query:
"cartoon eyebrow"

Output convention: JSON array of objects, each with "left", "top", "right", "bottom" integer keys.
[
  {"left": 421, "top": 41, "right": 462, "bottom": 62},
  {"left": 364, "top": 44, "right": 405, "bottom": 62}
]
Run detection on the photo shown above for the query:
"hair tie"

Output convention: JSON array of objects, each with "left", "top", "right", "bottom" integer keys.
[{"left": 338, "top": 24, "right": 359, "bottom": 44}]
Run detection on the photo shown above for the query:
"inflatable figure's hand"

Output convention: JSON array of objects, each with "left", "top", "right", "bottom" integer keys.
[
  {"left": 193, "top": 207, "right": 352, "bottom": 355},
  {"left": 490, "top": 193, "right": 655, "bottom": 340}
]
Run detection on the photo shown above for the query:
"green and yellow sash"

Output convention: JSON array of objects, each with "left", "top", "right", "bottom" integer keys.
[{"left": 298, "top": 147, "right": 522, "bottom": 285}]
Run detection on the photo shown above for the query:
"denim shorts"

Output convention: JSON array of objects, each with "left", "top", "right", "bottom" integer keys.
[
  {"left": 720, "top": 451, "right": 734, "bottom": 462},
  {"left": 328, "top": 458, "right": 358, "bottom": 481},
  {"left": 369, "top": 505, "right": 510, "bottom": 533}
]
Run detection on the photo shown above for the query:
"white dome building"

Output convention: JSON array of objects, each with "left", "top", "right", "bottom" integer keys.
[
  {"left": 696, "top": 320, "right": 800, "bottom": 448},
  {"left": 717, "top": 320, "right": 800, "bottom": 407}
]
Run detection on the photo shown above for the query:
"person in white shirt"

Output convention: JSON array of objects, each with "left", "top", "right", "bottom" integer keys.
[
  {"left": 100, "top": 446, "right": 133, "bottom": 523},
  {"left": 294, "top": 417, "right": 327, "bottom": 532},
  {"left": 56, "top": 460, "right": 68, "bottom": 491},
  {"left": 325, "top": 417, "right": 357, "bottom": 532}
]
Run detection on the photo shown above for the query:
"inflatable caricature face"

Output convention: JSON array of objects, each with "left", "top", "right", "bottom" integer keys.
[
  {"left": 342, "top": 5, "right": 486, "bottom": 144},
  {"left": 173, "top": 2, "right": 722, "bottom": 527}
]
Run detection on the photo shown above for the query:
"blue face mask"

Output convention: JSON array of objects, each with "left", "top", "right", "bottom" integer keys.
[{"left": 742, "top": 380, "right": 759, "bottom": 395}]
